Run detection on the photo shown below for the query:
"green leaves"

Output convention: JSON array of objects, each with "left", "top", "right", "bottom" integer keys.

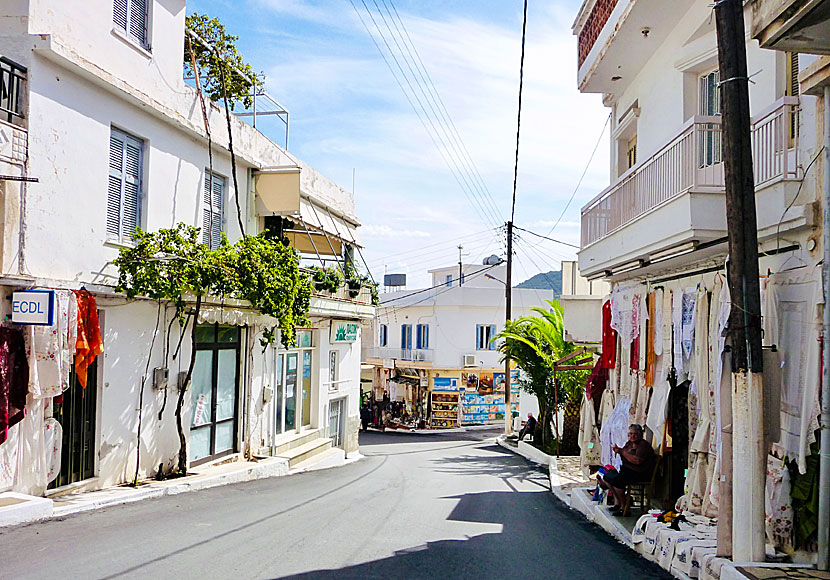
[
  {"left": 184, "top": 13, "right": 263, "bottom": 110},
  {"left": 114, "top": 225, "right": 311, "bottom": 348}
]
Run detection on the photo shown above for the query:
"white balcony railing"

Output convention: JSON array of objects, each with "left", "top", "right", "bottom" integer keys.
[
  {"left": 581, "top": 97, "right": 800, "bottom": 248},
  {"left": 364, "top": 347, "right": 434, "bottom": 362}
]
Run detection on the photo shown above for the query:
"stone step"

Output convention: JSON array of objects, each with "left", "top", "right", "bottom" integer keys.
[
  {"left": 276, "top": 437, "right": 333, "bottom": 468},
  {"left": 272, "top": 428, "right": 323, "bottom": 456}
]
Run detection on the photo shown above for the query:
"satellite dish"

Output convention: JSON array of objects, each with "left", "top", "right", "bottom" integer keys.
[{"left": 482, "top": 255, "right": 503, "bottom": 266}]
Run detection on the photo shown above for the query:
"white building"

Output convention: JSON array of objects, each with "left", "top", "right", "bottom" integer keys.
[
  {"left": 364, "top": 263, "right": 554, "bottom": 426},
  {"left": 570, "top": 0, "right": 826, "bottom": 570},
  {"left": 0, "top": 0, "right": 373, "bottom": 497}
]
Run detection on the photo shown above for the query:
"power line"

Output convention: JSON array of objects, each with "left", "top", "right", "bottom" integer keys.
[
  {"left": 366, "top": 229, "right": 497, "bottom": 266},
  {"left": 379, "top": 263, "right": 499, "bottom": 305},
  {"left": 543, "top": 112, "right": 611, "bottom": 238},
  {"left": 512, "top": 225, "right": 580, "bottom": 249},
  {"left": 510, "top": 0, "right": 528, "bottom": 224}
]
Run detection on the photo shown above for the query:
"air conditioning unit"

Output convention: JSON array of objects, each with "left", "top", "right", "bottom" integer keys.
[{"left": 463, "top": 354, "right": 476, "bottom": 367}]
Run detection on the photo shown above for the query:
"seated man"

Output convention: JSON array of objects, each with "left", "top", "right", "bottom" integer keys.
[
  {"left": 601, "top": 424, "right": 654, "bottom": 515},
  {"left": 518, "top": 413, "right": 537, "bottom": 441}
]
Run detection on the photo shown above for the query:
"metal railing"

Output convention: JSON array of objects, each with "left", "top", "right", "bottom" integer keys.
[
  {"left": 364, "top": 347, "right": 434, "bottom": 362},
  {"left": 1, "top": 57, "right": 26, "bottom": 123},
  {"left": 580, "top": 97, "right": 800, "bottom": 248}
]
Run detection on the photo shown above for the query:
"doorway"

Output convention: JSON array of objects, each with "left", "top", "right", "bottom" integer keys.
[
  {"left": 328, "top": 398, "right": 345, "bottom": 449},
  {"left": 190, "top": 324, "right": 241, "bottom": 465},
  {"left": 49, "top": 360, "right": 98, "bottom": 488}
]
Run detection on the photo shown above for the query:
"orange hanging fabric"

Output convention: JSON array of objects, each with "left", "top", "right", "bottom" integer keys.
[{"left": 73, "top": 290, "right": 103, "bottom": 389}]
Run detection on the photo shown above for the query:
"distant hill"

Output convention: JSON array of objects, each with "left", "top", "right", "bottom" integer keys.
[{"left": 515, "top": 270, "right": 561, "bottom": 296}]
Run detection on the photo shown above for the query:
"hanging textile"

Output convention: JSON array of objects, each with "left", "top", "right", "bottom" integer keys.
[
  {"left": 25, "top": 290, "right": 78, "bottom": 399},
  {"left": 585, "top": 359, "right": 608, "bottom": 405},
  {"left": 765, "top": 454, "right": 794, "bottom": 552},
  {"left": 74, "top": 289, "right": 104, "bottom": 390},
  {"left": 599, "top": 396, "right": 631, "bottom": 470},
  {"left": 600, "top": 299, "right": 616, "bottom": 369},
  {"left": 579, "top": 393, "right": 602, "bottom": 478},
  {"left": 44, "top": 417, "right": 62, "bottom": 484},
  {"left": 15, "top": 396, "right": 47, "bottom": 496},
  {"left": 645, "top": 292, "right": 656, "bottom": 386},
  {"left": 690, "top": 287, "right": 710, "bottom": 454},
  {"left": 763, "top": 269, "right": 821, "bottom": 474},
  {"left": 681, "top": 288, "right": 697, "bottom": 368},
  {"left": 654, "top": 288, "right": 664, "bottom": 356},
  {"left": 0, "top": 326, "right": 28, "bottom": 445},
  {"left": 673, "top": 290, "right": 685, "bottom": 377},
  {"left": 646, "top": 289, "right": 674, "bottom": 435},
  {"left": 610, "top": 284, "right": 640, "bottom": 347}
]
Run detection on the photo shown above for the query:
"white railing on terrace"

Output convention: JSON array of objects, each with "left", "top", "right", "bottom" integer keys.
[
  {"left": 581, "top": 97, "right": 800, "bottom": 248},
  {"left": 364, "top": 347, "right": 434, "bottom": 362}
]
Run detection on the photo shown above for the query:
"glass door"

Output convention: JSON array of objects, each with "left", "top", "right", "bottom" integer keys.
[
  {"left": 190, "top": 324, "right": 240, "bottom": 465},
  {"left": 301, "top": 351, "right": 312, "bottom": 426},
  {"left": 285, "top": 353, "right": 297, "bottom": 432},
  {"left": 49, "top": 361, "right": 98, "bottom": 488}
]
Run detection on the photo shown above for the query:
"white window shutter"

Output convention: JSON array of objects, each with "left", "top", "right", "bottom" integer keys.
[
  {"left": 128, "top": 0, "right": 147, "bottom": 46},
  {"left": 122, "top": 140, "right": 141, "bottom": 240},
  {"left": 113, "top": 0, "right": 128, "bottom": 31},
  {"left": 107, "top": 132, "right": 125, "bottom": 238},
  {"left": 203, "top": 172, "right": 224, "bottom": 248}
]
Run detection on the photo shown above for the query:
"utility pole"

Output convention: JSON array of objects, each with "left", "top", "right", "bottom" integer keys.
[
  {"left": 504, "top": 221, "right": 513, "bottom": 435},
  {"left": 714, "top": 0, "right": 765, "bottom": 562},
  {"left": 818, "top": 84, "right": 830, "bottom": 572},
  {"left": 458, "top": 245, "right": 463, "bottom": 287}
]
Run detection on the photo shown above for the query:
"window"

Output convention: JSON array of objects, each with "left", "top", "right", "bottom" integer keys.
[
  {"left": 379, "top": 324, "right": 387, "bottom": 347},
  {"left": 416, "top": 324, "right": 429, "bottom": 350},
  {"left": 107, "top": 128, "right": 143, "bottom": 243},
  {"left": 400, "top": 324, "right": 412, "bottom": 350},
  {"left": 445, "top": 274, "right": 452, "bottom": 288},
  {"left": 626, "top": 135, "right": 637, "bottom": 170},
  {"left": 698, "top": 70, "right": 722, "bottom": 167},
  {"left": 113, "top": 0, "right": 149, "bottom": 48},
  {"left": 329, "top": 350, "right": 338, "bottom": 385},
  {"left": 476, "top": 324, "right": 497, "bottom": 350},
  {"left": 785, "top": 52, "right": 799, "bottom": 146},
  {"left": 203, "top": 171, "right": 225, "bottom": 249}
]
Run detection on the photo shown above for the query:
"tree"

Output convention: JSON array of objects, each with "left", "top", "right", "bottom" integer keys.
[
  {"left": 495, "top": 300, "right": 587, "bottom": 452},
  {"left": 183, "top": 13, "right": 262, "bottom": 109}
]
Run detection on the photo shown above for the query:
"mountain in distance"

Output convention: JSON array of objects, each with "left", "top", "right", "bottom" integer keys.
[{"left": 515, "top": 270, "right": 561, "bottom": 296}]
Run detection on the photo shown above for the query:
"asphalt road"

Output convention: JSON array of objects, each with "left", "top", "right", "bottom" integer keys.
[{"left": 0, "top": 429, "right": 670, "bottom": 579}]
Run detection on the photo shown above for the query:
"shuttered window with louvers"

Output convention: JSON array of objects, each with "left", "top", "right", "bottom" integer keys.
[
  {"left": 203, "top": 172, "right": 225, "bottom": 249},
  {"left": 108, "top": 129, "right": 143, "bottom": 243},
  {"left": 113, "top": 0, "right": 148, "bottom": 48}
]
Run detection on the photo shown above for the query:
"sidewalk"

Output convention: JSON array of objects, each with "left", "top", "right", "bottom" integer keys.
[
  {"left": 0, "top": 448, "right": 360, "bottom": 528},
  {"left": 496, "top": 435, "right": 830, "bottom": 580}
]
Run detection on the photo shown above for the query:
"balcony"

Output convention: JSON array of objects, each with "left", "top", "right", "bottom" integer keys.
[
  {"left": 752, "top": 0, "right": 830, "bottom": 54},
  {"left": 573, "top": 0, "right": 691, "bottom": 94},
  {"left": 364, "top": 347, "right": 434, "bottom": 363},
  {"left": 579, "top": 98, "right": 801, "bottom": 279},
  {"left": 0, "top": 57, "right": 26, "bottom": 126}
]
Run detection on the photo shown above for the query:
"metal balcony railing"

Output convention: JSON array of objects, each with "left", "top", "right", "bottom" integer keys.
[
  {"left": 580, "top": 97, "right": 800, "bottom": 248},
  {"left": 364, "top": 347, "right": 434, "bottom": 362},
  {"left": 1, "top": 57, "right": 26, "bottom": 123}
]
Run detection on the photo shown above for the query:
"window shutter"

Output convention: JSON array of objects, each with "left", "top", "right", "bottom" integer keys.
[
  {"left": 786, "top": 52, "right": 800, "bottom": 97},
  {"left": 203, "top": 173, "right": 224, "bottom": 249},
  {"left": 122, "top": 140, "right": 141, "bottom": 240},
  {"left": 128, "top": 0, "right": 147, "bottom": 45},
  {"left": 107, "top": 132, "right": 125, "bottom": 238},
  {"left": 113, "top": 0, "right": 128, "bottom": 31},
  {"left": 476, "top": 325, "right": 482, "bottom": 350}
]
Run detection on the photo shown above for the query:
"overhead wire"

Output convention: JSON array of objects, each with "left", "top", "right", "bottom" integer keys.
[
  {"left": 510, "top": 0, "right": 529, "bottom": 224},
  {"left": 349, "top": 0, "right": 504, "bottom": 234},
  {"left": 380, "top": 263, "right": 499, "bottom": 305},
  {"left": 366, "top": 229, "right": 497, "bottom": 267}
]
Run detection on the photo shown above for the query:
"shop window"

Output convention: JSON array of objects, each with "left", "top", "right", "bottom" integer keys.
[
  {"left": 107, "top": 127, "right": 143, "bottom": 244},
  {"left": 476, "top": 324, "right": 497, "bottom": 350}
]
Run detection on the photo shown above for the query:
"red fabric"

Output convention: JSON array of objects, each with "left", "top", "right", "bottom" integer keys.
[
  {"left": 74, "top": 290, "right": 103, "bottom": 389},
  {"left": 0, "top": 326, "right": 28, "bottom": 445},
  {"left": 600, "top": 300, "right": 616, "bottom": 369},
  {"left": 630, "top": 334, "right": 640, "bottom": 370},
  {"left": 586, "top": 359, "right": 608, "bottom": 405}
]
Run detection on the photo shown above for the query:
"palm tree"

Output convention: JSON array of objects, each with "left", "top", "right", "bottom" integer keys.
[{"left": 495, "top": 300, "right": 587, "bottom": 452}]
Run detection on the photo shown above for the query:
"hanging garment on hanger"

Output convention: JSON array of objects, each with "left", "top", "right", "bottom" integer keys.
[
  {"left": 673, "top": 290, "right": 685, "bottom": 377},
  {"left": 765, "top": 453, "right": 794, "bottom": 551},
  {"left": 682, "top": 288, "right": 697, "bottom": 370},
  {"left": 25, "top": 290, "right": 77, "bottom": 399},
  {"left": 0, "top": 326, "right": 28, "bottom": 445},
  {"left": 15, "top": 396, "right": 47, "bottom": 496},
  {"left": 44, "top": 417, "right": 62, "bottom": 484},
  {"left": 74, "top": 289, "right": 104, "bottom": 389},
  {"left": 600, "top": 299, "right": 616, "bottom": 369},
  {"left": 579, "top": 393, "right": 602, "bottom": 478},
  {"left": 599, "top": 396, "right": 631, "bottom": 470}
]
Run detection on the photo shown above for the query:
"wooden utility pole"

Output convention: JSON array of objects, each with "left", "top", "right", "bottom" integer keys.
[
  {"left": 504, "top": 221, "right": 513, "bottom": 435},
  {"left": 714, "top": 0, "right": 765, "bottom": 562}
]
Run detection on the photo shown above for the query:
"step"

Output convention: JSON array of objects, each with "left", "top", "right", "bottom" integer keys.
[
  {"left": 272, "top": 429, "right": 323, "bottom": 456},
  {"left": 276, "top": 437, "right": 333, "bottom": 468},
  {"left": 290, "top": 446, "right": 346, "bottom": 473}
]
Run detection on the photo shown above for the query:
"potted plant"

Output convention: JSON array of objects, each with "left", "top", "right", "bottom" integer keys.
[
  {"left": 324, "top": 267, "right": 344, "bottom": 293},
  {"left": 311, "top": 267, "right": 327, "bottom": 291},
  {"left": 346, "top": 275, "right": 362, "bottom": 298}
]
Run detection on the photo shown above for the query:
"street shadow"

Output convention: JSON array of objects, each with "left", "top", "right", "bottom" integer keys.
[
  {"left": 429, "top": 449, "right": 551, "bottom": 492},
  {"left": 270, "top": 490, "right": 672, "bottom": 580},
  {"left": 358, "top": 429, "right": 499, "bottom": 447}
]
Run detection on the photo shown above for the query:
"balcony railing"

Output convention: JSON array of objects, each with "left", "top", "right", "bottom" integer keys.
[
  {"left": 364, "top": 347, "right": 434, "bottom": 362},
  {"left": 1, "top": 57, "right": 26, "bottom": 123},
  {"left": 311, "top": 283, "right": 374, "bottom": 305},
  {"left": 580, "top": 97, "right": 799, "bottom": 248}
]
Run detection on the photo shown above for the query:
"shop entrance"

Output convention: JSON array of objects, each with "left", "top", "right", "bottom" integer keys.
[
  {"left": 190, "top": 324, "right": 241, "bottom": 465},
  {"left": 49, "top": 360, "right": 98, "bottom": 488},
  {"left": 328, "top": 398, "right": 344, "bottom": 448},
  {"left": 272, "top": 331, "right": 314, "bottom": 438}
]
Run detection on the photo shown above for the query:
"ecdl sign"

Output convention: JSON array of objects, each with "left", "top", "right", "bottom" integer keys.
[{"left": 11, "top": 290, "right": 55, "bottom": 325}]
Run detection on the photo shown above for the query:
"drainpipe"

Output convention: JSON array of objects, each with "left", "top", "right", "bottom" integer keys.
[{"left": 818, "top": 85, "right": 830, "bottom": 572}]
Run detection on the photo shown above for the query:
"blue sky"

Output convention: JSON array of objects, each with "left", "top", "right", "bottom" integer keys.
[{"left": 186, "top": 0, "right": 610, "bottom": 288}]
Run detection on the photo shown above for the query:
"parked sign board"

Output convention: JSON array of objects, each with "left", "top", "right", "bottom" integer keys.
[{"left": 11, "top": 290, "right": 55, "bottom": 325}]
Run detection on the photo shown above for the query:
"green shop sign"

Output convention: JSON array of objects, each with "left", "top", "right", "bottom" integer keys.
[{"left": 330, "top": 320, "right": 359, "bottom": 343}]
